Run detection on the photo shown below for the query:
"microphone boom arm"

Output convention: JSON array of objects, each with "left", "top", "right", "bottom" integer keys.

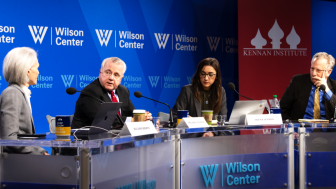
[
  {"left": 234, "top": 89, "right": 254, "bottom": 100},
  {"left": 140, "top": 96, "right": 174, "bottom": 127},
  {"left": 80, "top": 91, "right": 105, "bottom": 104}
]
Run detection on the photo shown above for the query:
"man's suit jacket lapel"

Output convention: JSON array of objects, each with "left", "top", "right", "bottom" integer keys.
[
  {"left": 301, "top": 76, "right": 313, "bottom": 114},
  {"left": 103, "top": 91, "right": 112, "bottom": 103},
  {"left": 325, "top": 77, "right": 335, "bottom": 119},
  {"left": 327, "top": 77, "right": 335, "bottom": 94},
  {"left": 116, "top": 87, "right": 126, "bottom": 112}
]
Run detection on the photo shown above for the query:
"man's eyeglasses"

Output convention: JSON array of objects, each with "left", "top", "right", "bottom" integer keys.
[
  {"left": 310, "top": 68, "right": 326, "bottom": 74},
  {"left": 200, "top": 73, "right": 216, "bottom": 78},
  {"left": 102, "top": 70, "right": 122, "bottom": 79}
]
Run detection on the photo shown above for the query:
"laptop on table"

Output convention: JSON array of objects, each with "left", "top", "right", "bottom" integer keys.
[
  {"left": 228, "top": 100, "right": 267, "bottom": 125},
  {"left": 73, "top": 102, "right": 123, "bottom": 136}
]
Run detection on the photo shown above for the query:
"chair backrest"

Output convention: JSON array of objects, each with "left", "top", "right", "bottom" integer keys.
[
  {"left": 46, "top": 115, "right": 55, "bottom": 134},
  {"left": 158, "top": 112, "right": 170, "bottom": 122}
]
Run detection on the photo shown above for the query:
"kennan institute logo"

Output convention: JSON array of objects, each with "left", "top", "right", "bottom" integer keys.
[{"left": 243, "top": 19, "right": 307, "bottom": 56}]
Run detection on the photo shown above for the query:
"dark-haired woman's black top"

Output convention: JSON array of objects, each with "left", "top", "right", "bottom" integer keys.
[{"left": 172, "top": 84, "right": 227, "bottom": 122}]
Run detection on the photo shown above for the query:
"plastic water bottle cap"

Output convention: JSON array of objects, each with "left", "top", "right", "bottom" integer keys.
[{"left": 273, "top": 95, "right": 277, "bottom": 98}]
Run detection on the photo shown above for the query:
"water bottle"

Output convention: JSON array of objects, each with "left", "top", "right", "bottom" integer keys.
[{"left": 270, "top": 95, "right": 281, "bottom": 114}]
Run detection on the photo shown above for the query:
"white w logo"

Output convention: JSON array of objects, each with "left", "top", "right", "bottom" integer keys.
[
  {"left": 96, "top": 153, "right": 110, "bottom": 170},
  {"left": 95, "top": 29, "right": 113, "bottom": 46},
  {"left": 154, "top": 33, "right": 170, "bottom": 49},
  {"left": 207, "top": 36, "right": 220, "bottom": 51},
  {"left": 61, "top": 75, "right": 74, "bottom": 87},
  {"left": 200, "top": 164, "right": 218, "bottom": 188},
  {"left": 187, "top": 77, "right": 192, "bottom": 84},
  {"left": 148, "top": 76, "right": 160, "bottom": 87},
  {"left": 28, "top": 25, "right": 48, "bottom": 44},
  {"left": 263, "top": 129, "right": 272, "bottom": 134}
]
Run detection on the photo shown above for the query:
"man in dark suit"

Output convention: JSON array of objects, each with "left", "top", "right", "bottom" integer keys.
[
  {"left": 280, "top": 52, "right": 336, "bottom": 121},
  {"left": 71, "top": 57, "right": 152, "bottom": 129}
]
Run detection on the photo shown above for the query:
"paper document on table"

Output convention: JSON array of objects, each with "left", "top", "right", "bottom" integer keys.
[
  {"left": 298, "top": 119, "right": 329, "bottom": 123},
  {"left": 125, "top": 117, "right": 132, "bottom": 122}
]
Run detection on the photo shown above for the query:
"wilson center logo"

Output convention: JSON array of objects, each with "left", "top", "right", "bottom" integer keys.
[
  {"left": 148, "top": 76, "right": 160, "bottom": 87},
  {"left": 28, "top": 25, "right": 48, "bottom": 44},
  {"left": 200, "top": 162, "right": 262, "bottom": 187},
  {"left": 95, "top": 29, "right": 113, "bottom": 46},
  {"left": 61, "top": 75, "right": 74, "bottom": 87},
  {"left": 187, "top": 77, "right": 192, "bottom": 84},
  {"left": 207, "top": 37, "right": 220, "bottom": 51},
  {"left": 200, "top": 164, "right": 219, "bottom": 188},
  {"left": 154, "top": 33, "right": 170, "bottom": 49}
]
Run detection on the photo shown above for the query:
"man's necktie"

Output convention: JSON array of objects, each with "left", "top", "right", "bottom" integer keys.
[
  {"left": 314, "top": 87, "right": 321, "bottom": 119},
  {"left": 111, "top": 91, "right": 121, "bottom": 116}
]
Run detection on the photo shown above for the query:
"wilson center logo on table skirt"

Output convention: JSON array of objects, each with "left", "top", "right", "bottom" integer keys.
[{"left": 200, "top": 163, "right": 261, "bottom": 188}]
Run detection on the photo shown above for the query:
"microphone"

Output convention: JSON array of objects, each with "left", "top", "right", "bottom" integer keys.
[
  {"left": 319, "top": 84, "right": 336, "bottom": 122},
  {"left": 66, "top": 87, "right": 124, "bottom": 126},
  {"left": 134, "top": 91, "right": 175, "bottom": 128},
  {"left": 134, "top": 91, "right": 142, "bottom": 98},
  {"left": 228, "top": 83, "right": 254, "bottom": 100},
  {"left": 66, "top": 87, "right": 77, "bottom": 95},
  {"left": 228, "top": 82, "right": 235, "bottom": 91},
  {"left": 320, "top": 84, "right": 326, "bottom": 91}
]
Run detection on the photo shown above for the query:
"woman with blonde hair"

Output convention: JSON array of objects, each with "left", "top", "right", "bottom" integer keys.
[{"left": 0, "top": 47, "right": 48, "bottom": 155}]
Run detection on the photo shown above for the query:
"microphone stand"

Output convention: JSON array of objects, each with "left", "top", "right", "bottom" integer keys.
[
  {"left": 140, "top": 96, "right": 175, "bottom": 128},
  {"left": 233, "top": 88, "right": 254, "bottom": 100}
]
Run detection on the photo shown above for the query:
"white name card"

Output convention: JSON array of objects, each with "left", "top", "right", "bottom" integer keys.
[
  {"left": 177, "top": 117, "right": 209, "bottom": 128},
  {"left": 246, "top": 114, "right": 283, "bottom": 125},
  {"left": 119, "top": 121, "right": 158, "bottom": 136}
]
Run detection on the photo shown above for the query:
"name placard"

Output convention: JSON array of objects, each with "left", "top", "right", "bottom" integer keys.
[
  {"left": 246, "top": 114, "right": 283, "bottom": 125},
  {"left": 177, "top": 117, "right": 209, "bottom": 128},
  {"left": 119, "top": 121, "right": 158, "bottom": 136}
]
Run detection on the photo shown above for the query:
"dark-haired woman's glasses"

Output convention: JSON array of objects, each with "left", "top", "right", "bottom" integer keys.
[{"left": 200, "top": 73, "right": 216, "bottom": 78}]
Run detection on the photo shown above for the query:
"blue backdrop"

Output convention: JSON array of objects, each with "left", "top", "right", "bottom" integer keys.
[
  {"left": 0, "top": 0, "right": 239, "bottom": 139},
  {"left": 311, "top": 0, "right": 336, "bottom": 72}
]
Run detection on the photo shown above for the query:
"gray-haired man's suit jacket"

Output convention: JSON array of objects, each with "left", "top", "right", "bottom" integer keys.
[{"left": 0, "top": 84, "right": 45, "bottom": 155}]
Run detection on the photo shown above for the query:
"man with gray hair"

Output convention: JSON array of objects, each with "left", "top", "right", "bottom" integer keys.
[
  {"left": 71, "top": 57, "right": 151, "bottom": 129},
  {"left": 281, "top": 52, "right": 336, "bottom": 121}
]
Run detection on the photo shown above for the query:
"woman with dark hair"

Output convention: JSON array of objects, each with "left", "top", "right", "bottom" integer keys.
[{"left": 172, "top": 57, "right": 227, "bottom": 121}]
